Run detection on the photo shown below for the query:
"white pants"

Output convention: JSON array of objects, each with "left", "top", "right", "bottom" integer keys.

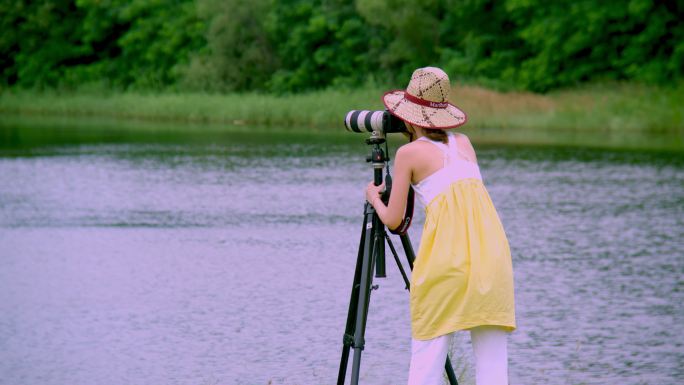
[{"left": 407, "top": 326, "right": 509, "bottom": 385}]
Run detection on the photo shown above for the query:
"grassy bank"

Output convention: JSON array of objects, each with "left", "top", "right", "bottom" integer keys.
[{"left": 1, "top": 83, "right": 682, "bottom": 133}]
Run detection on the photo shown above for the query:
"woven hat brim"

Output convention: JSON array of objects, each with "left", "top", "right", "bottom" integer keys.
[{"left": 382, "top": 90, "right": 467, "bottom": 129}]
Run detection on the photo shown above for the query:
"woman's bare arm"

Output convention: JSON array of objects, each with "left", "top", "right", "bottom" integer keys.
[{"left": 366, "top": 145, "right": 412, "bottom": 229}]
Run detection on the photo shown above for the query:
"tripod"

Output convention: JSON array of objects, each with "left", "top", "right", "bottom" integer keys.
[{"left": 337, "top": 133, "right": 459, "bottom": 385}]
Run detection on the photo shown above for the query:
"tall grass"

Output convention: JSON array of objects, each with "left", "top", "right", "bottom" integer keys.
[
  {"left": 456, "top": 83, "right": 683, "bottom": 132},
  {"left": 1, "top": 83, "right": 682, "bottom": 133}
]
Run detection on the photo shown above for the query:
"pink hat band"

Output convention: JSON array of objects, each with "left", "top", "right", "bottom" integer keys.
[{"left": 403, "top": 93, "right": 449, "bottom": 109}]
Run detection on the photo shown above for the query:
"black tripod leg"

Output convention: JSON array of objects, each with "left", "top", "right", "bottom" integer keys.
[
  {"left": 350, "top": 209, "right": 379, "bottom": 385},
  {"left": 445, "top": 360, "right": 459, "bottom": 385},
  {"left": 398, "top": 234, "right": 459, "bottom": 385},
  {"left": 338, "top": 204, "right": 379, "bottom": 385},
  {"left": 385, "top": 233, "right": 410, "bottom": 290},
  {"left": 399, "top": 234, "right": 415, "bottom": 269},
  {"left": 337, "top": 208, "right": 369, "bottom": 385}
]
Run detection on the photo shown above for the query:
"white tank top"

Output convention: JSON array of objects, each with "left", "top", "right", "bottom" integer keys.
[{"left": 411, "top": 132, "right": 483, "bottom": 206}]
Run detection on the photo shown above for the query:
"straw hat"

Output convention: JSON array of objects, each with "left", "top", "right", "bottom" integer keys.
[{"left": 383, "top": 67, "right": 467, "bottom": 129}]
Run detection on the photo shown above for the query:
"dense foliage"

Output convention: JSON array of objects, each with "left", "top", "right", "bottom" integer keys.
[{"left": 1, "top": 0, "right": 682, "bottom": 92}]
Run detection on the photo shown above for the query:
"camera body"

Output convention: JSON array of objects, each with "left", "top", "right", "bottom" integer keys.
[{"left": 344, "top": 110, "right": 407, "bottom": 135}]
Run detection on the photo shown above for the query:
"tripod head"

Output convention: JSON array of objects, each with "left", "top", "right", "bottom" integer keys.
[
  {"left": 365, "top": 133, "right": 389, "bottom": 278},
  {"left": 365, "top": 134, "right": 389, "bottom": 191}
]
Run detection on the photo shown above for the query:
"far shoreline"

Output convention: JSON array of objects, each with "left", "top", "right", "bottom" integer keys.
[
  {"left": 1, "top": 114, "right": 682, "bottom": 153},
  {"left": 1, "top": 83, "right": 682, "bottom": 152}
]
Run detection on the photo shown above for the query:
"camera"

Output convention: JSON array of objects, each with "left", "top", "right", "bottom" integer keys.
[{"left": 344, "top": 110, "right": 407, "bottom": 134}]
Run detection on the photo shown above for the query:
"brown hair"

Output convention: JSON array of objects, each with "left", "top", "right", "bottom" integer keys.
[{"left": 424, "top": 128, "right": 448, "bottom": 143}]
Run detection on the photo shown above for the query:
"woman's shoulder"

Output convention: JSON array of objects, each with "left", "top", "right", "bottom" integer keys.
[
  {"left": 454, "top": 131, "right": 474, "bottom": 146},
  {"left": 398, "top": 139, "right": 437, "bottom": 157},
  {"left": 452, "top": 131, "right": 471, "bottom": 141},
  {"left": 451, "top": 131, "right": 478, "bottom": 161}
]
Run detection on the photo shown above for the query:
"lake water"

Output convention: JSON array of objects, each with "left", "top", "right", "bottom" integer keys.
[{"left": 0, "top": 123, "right": 683, "bottom": 385}]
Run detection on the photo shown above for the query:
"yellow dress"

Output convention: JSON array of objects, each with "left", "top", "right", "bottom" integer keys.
[{"left": 410, "top": 133, "right": 516, "bottom": 340}]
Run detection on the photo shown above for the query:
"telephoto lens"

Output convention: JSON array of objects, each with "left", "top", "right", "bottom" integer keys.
[
  {"left": 344, "top": 110, "right": 407, "bottom": 134},
  {"left": 344, "top": 110, "right": 385, "bottom": 133}
]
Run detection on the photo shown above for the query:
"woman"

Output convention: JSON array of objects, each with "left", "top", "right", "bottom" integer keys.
[{"left": 365, "top": 67, "right": 516, "bottom": 385}]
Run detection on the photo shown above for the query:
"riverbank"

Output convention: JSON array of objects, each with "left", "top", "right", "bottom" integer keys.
[{"left": 2, "top": 83, "right": 682, "bottom": 132}]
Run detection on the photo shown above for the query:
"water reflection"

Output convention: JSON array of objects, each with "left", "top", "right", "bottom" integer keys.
[{"left": 0, "top": 122, "right": 683, "bottom": 385}]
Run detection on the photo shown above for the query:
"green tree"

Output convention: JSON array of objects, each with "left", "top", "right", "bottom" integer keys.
[
  {"left": 2, "top": 0, "right": 682, "bottom": 92},
  {"left": 75, "top": 0, "right": 205, "bottom": 89},
  {"left": 505, "top": 0, "right": 684, "bottom": 91},
  {"left": 1, "top": 0, "right": 89, "bottom": 88},
  {"left": 437, "top": 0, "right": 522, "bottom": 88},
  {"left": 356, "top": 0, "right": 443, "bottom": 78},
  {"left": 264, "top": 0, "right": 375, "bottom": 92},
  {"left": 181, "top": 0, "right": 276, "bottom": 92},
  {"left": 0, "top": 0, "right": 204, "bottom": 89}
]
